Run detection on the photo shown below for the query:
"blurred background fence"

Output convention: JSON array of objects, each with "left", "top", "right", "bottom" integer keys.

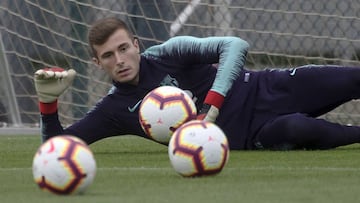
[{"left": 0, "top": 0, "right": 359, "bottom": 134}]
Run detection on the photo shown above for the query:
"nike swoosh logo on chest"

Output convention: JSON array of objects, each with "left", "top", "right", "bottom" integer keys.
[{"left": 128, "top": 99, "right": 143, "bottom": 112}]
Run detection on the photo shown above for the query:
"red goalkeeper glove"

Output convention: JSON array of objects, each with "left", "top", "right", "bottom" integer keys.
[
  {"left": 34, "top": 67, "right": 76, "bottom": 114},
  {"left": 197, "top": 91, "right": 224, "bottom": 122}
]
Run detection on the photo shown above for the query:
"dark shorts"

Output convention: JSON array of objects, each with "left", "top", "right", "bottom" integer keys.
[{"left": 250, "top": 65, "right": 360, "bottom": 149}]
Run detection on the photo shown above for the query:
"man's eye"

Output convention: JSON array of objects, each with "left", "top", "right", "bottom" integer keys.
[
  {"left": 120, "top": 45, "right": 129, "bottom": 52},
  {"left": 103, "top": 53, "right": 112, "bottom": 58}
]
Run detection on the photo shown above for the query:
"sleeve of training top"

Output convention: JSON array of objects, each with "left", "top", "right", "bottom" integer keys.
[
  {"left": 143, "top": 36, "right": 249, "bottom": 98},
  {"left": 39, "top": 112, "right": 65, "bottom": 142},
  {"left": 39, "top": 103, "right": 131, "bottom": 144},
  {"left": 39, "top": 88, "right": 136, "bottom": 144},
  {"left": 61, "top": 103, "right": 133, "bottom": 144}
]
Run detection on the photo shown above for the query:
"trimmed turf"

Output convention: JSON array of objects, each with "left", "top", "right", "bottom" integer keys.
[{"left": 1, "top": 135, "right": 360, "bottom": 203}]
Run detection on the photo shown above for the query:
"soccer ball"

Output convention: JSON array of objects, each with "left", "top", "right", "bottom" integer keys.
[
  {"left": 32, "top": 135, "right": 96, "bottom": 195},
  {"left": 168, "top": 120, "right": 230, "bottom": 177},
  {"left": 139, "top": 86, "right": 197, "bottom": 144}
]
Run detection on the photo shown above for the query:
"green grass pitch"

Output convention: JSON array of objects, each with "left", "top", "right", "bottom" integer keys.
[{"left": 1, "top": 135, "right": 360, "bottom": 203}]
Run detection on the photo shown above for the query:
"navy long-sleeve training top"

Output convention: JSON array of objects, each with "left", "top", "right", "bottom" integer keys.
[{"left": 40, "top": 36, "right": 260, "bottom": 150}]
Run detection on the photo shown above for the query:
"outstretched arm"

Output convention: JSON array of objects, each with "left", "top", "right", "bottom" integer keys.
[
  {"left": 34, "top": 67, "right": 76, "bottom": 141},
  {"left": 144, "top": 36, "right": 250, "bottom": 121},
  {"left": 34, "top": 68, "right": 138, "bottom": 144}
]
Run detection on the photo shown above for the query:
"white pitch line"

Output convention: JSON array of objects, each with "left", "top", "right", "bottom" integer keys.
[
  {"left": 239, "top": 166, "right": 360, "bottom": 172},
  {"left": 0, "top": 167, "right": 173, "bottom": 171},
  {"left": 1, "top": 166, "right": 360, "bottom": 172}
]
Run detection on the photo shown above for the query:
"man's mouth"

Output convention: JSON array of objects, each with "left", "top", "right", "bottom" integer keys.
[{"left": 116, "top": 67, "right": 130, "bottom": 77}]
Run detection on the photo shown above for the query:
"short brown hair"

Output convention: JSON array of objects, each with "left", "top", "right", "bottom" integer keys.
[{"left": 88, "top": 17, "right": 134, "bottom": 58}]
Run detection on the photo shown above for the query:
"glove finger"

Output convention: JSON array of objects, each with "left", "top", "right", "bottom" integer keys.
[
  {"left": 35, "top": 69, "right": 55, "bottom": 79},
  {"left": 54, "top": 69, "right": 76, "bottom": 78},
  {"left": 44, "top": 70, "right": 55, "bottom": 78},
  {"left": 34, "top": 69, "right": 45, "bottom": 79},
  {"left": 66, "top": 69, "right": 77, "bottom": 80},
  {"left": 61, "top": 71, "right": 69, "bottom": 78},
  {"left": 67, "top": 69, "right": 76, "bottom": 76},
  {"left": 54, "top": 71, "right": 64, "bottom": 78},
  {"left": 35, "top": 68, "right": 76, "bottom": 80},
  {"left": 203, "top": 115, "right": 216, "bottom": 123}
]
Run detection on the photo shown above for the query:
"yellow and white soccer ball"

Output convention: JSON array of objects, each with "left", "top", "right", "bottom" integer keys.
[
  {"left": 32, "top": 135, "right": 96, "bottom": 195},
  {"left": 139, "top": 86, "right": 197, "bottom": 144},
  {"left": 168, "top": 120, "right": 230, "bottom": 177}
]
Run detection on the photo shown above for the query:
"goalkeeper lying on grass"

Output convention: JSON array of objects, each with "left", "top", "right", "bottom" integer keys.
[{"left": 35, "top": 17, "right": 360, "bottom": 150}]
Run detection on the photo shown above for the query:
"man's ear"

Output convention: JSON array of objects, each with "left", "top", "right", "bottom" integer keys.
[
  {"left": 92, "top": 57, "right": 102, "bottom": 68},
  {"left": 133, "top": 37, "right": 140, "bottom": 53},
  {"left": 133, "top": 36, "right": 139, "bottom": 43}
]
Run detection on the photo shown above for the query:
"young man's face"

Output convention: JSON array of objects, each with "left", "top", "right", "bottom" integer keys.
[{"left": 92, "top": 29, "right": 141, "bottom": 85}]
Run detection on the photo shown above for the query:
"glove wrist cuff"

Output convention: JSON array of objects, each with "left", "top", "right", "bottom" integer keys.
[
  {"left": 204, "top": 90, "right": 224, "bottom": 109},
  {"left": 39, "top": 101, "right": 58, "bottom": 114}
]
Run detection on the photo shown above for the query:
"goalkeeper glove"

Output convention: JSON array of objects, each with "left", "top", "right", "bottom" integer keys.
[
  {"left": 197, "top": 90, "right": 224, "bottom": 123},
  {"left": 34, "top": 67, "right": 76, "bottom": 114}
]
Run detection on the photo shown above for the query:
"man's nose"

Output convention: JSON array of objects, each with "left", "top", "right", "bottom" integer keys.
[{"left": 115, "top": 52, "right": 125, "bottom": 65}]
